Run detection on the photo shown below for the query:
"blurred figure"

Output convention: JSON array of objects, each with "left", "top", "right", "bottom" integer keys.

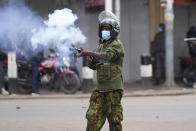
[
  {"left": 186, "top": 26, "right": 196, "bottom": 58},
  {"left": 31, "top": 48, "right": 44, "bottom": 96},
  {"left": 69, "top": 49, "right": 81, "bottom": 84},
  {"left": 0, "top": 49, "right": 9, "bottom": 95},
  {"left": 151, "top": 23, "right": 165, "bottom": 85},
  {"left": 186, "top": 26, "right": 196, "bottom": 88}
]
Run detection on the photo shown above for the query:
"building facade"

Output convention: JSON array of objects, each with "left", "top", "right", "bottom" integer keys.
[{"left": 1, "top": 0, "right": 196, "bottom": 83}]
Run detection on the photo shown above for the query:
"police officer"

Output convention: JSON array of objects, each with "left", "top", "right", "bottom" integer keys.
[
  {"left": 151, "top": 23, "right": 165, "bottom": 85},
  {"left": 79, "top": 11, "right": 125, "bottom": 131}
]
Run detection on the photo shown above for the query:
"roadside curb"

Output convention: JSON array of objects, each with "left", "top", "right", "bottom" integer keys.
[
  {"left": 124, "top": 89, "right": 196, "bottom": 97},
  {"left": 1, "top": 88, "right": 196, "bottom": 100}
]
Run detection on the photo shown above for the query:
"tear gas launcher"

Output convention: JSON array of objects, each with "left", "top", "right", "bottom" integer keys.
[{"left": 69, "top": 45, "right": 82, "bottom": 53}]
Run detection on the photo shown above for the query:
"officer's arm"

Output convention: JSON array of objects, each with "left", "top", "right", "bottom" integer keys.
[
  {"left": 79, "top": 50, "right": 101, "bottom": 58},
  {"left": 79, "top": 44, "right": 123, "bottom": 61}
]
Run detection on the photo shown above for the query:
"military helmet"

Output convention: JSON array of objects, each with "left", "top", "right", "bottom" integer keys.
[{"left": 98, "top": 11, "right": 120, "bottom": 39}]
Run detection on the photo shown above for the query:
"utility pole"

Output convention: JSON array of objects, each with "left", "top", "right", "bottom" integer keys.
[
  {"left": 105, "top": 0, "right": 113, "bottom": 12},
  {"left": 115, "top": 0, "right": 120, "bottom": 38},
  {"left": 115, "top": 0, "right": 120, "bottom": 22},
  {"left": 105, "top": 0, "right": 121, "bottom": 26},
  {"left": 105, "top": 0, "right": 121, "bottom": 21},
  {"left": 164, "top": 0, "right": 175, "bottom": 87}
]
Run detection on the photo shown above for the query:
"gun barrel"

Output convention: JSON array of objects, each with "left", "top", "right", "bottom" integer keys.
[
  {"left": 77, "top": 48, "right": 82, "bottom": 53},
  {"left": 70, "top": 47, "right": 82, "bottom": 53}
]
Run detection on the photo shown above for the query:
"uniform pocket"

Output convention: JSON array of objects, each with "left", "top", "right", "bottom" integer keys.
[
  {"left": 110, "top": 65, "right": 121, "bottom": 80},
  {"left": 111, "top": 104, "right": 123, "bottom": 122},
  {"left": 97, "top": 64, "right": 122, "bottom": 82},
  {"left": 107, "top": 91, "right": 123, "bottom": 123},
  {"left": 97, "top": 64, "right": 111, "bottom": 82}
]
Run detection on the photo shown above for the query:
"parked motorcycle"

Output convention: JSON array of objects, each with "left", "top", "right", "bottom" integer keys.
[
  {"left": 179, "top": 38, "right": 196, "bottom": 87},
  {"left": 38, "top": 51, "right": 80, "bottom": 94},
  {"left": 2, "top": 50, "right": 80, "bottom": 94},
  {"left": 179, "top": 56, "right": 196, "bottom": 87}
]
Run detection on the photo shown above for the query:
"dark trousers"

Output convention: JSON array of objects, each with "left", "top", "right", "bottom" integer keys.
[
  {"left": 154, "top": 53, "right": 165, "bottom": 83},
  {"left": 0, "top": 63, "right": 5, "bottom": 89},
  {"left": 32, "top": 61, "right": 39, "bottom": 93}
]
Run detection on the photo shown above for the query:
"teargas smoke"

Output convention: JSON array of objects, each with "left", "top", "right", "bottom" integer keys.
[
  {"left": 31, "top": 8, "right": 87, "bottom": 59},
  {"left": 0, "top": 0, "right": 43, "bottom": 58},
  {"left": 0, "top": 0, "right": 87, "bottom": 66}
]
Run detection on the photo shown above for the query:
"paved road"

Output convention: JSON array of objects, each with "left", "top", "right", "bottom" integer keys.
[{"left": 0, "top": 95, "right": 196, "bottom": 131}]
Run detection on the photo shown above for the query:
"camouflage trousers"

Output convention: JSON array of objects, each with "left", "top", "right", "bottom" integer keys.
[{"left": 86, "top": 89, "right": 123, "bottom": 131}]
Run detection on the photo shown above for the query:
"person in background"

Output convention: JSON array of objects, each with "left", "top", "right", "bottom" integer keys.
[
  {"left": 0, "top": 49, "right": 9, "bottom": 95},
  {"left": 186, "top": 26, "right": 196, "bottom": 87},
  {"left": 151, "top": 23, "right": 166, "bottom": 85},
  {"left": 31, "top": 48, "right": 44, "bottom": 96},
  {"left": 186, "top": 26, "right": 196, "bottom": 58},
  {"left": 69, "top": 47, "right": 81, "bottom": 84},
  {"left": 78, "top": 11, "right": 125, "bottom": 131}
]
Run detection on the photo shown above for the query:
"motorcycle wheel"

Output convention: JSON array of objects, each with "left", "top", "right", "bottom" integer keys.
[
  {"left": 182, "top": 68, "right": 195, "bottom": 87},
  {"left": 60, "top": 73, "right": 80, "bottom": 94},
  {"left": 16, "top": 85, "right": 32, "bottom": 94},
  {"left": 16, "top": 77, "right": 32, "bottom": 94}
]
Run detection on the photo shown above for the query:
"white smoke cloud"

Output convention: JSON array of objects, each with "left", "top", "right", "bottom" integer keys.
[
  {"left": 0, "top": 0, "right": 87, "bottom": 61},
  {"left": 31, "top": 8, "right": 87, "bottom": 53},
  {"left": 0, "top": 0, "right": 42, "bottom": 56}
]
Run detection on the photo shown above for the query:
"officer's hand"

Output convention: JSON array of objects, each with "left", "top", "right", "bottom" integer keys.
[
  {"left": 77, "top": 47, "right": 90, "bottom": 57},
  {"left": 79, "top": 51, "right": 91, "bottom": 57},
  {"left": 77, "top": 47, "right": 101, "bottom": 58}
]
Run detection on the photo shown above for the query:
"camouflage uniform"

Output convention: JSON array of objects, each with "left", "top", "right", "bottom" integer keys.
[
  {"left": 86, "top": 39, "right": 125, "bottom": 131},
  {"left": 86, "top": 90, "right": 123, "bottom": 131}
]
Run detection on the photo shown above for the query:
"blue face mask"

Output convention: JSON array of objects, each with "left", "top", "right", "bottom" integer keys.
[
  {"left": 158, "top": 27, "right": 163, "bottom": 32},
  {"left": 102, "top": 31, "right": 111, "bottom": 41}
]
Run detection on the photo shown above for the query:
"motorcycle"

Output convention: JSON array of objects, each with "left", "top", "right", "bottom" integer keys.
[
  {"left": 38, "top": 50, "right": 80, "bottom": 94},
  {"left": 2, "top": 50, "right": 80, "bottom": 94},
  {"left": 179, "top": 38, "right": 196, "bottom": 87},
  {"left": 179, "top": 56, "right": 196, "bottom": 87}
]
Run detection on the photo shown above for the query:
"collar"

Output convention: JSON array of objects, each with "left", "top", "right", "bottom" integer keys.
[{"left": 102, "top": 39, "right": 113, "bottom": 47}]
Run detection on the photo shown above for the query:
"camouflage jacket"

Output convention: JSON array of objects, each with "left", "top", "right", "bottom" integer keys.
[{"left": 89, "top": 39, "right": 125, "bottom": 91}]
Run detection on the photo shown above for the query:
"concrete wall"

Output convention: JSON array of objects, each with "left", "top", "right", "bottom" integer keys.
[
  {"left": 174, "top": 5, "right": 189, "bottom": 77},
  {"left": 121, "top": 0, "right": 150, "bottom": 82},
  {"left": 190, "top": 3, "right": 196, "bottom": 25}
]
